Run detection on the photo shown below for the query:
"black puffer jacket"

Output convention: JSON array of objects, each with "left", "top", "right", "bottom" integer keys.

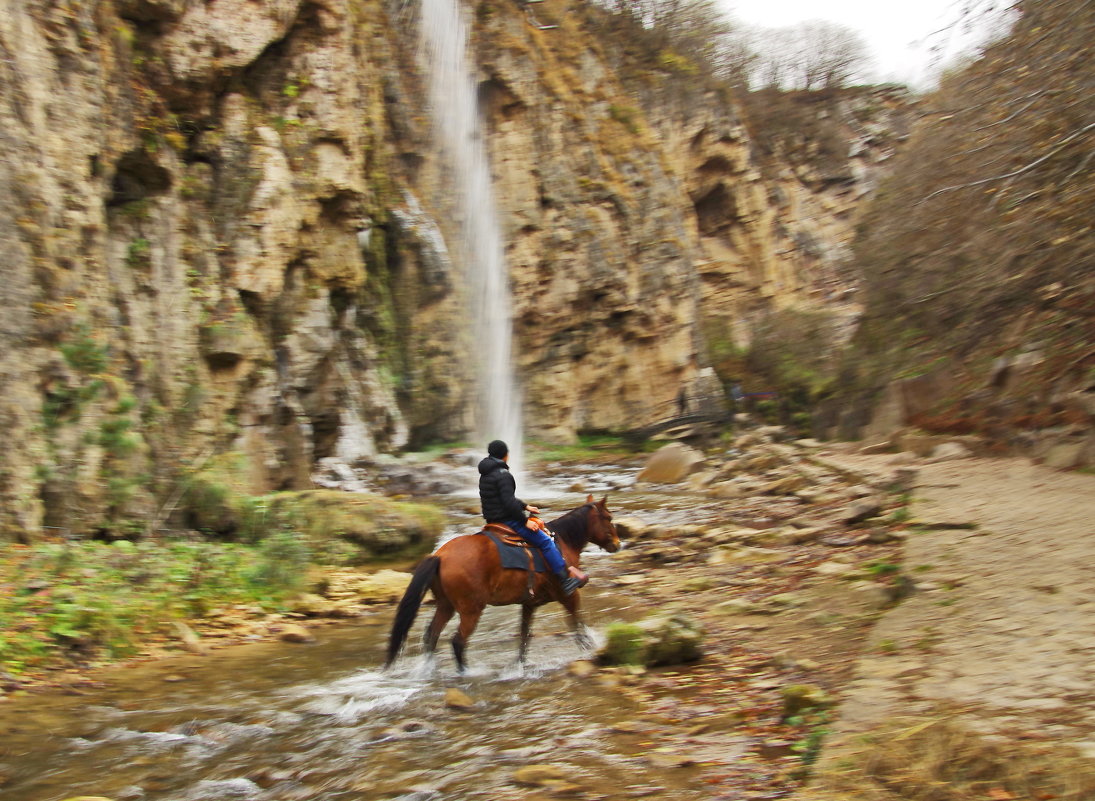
[{"left": 478, "top": 456, "right": 527, "bottom": 523}]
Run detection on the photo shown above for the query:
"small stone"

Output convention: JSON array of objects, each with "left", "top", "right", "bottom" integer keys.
[
  {"left": 278, "top": 624, "right": 314, "bottom": 643},
  {"left": 781, "top": 684, "right": 833, "bottom": 717},
  {"left": 567, "top": 660, "right": 597, "bottom": 678},
  {"left": 444, "top": 688, "right": 476, "bottom": 710},
  {"left": 840, "top": 498, "right": 883, "bottom": 524},
  {"left": 172, "top": 621, "right": 208, "bottom": 655},
  {"left": 712, "top": 599, "right": 764, "bottom": 616},
  {"left": 512, "top": 765, "right": 568, "bottom": 786},
  {"left": 929, "top": 442, "right": 972, "bottom": 462}
]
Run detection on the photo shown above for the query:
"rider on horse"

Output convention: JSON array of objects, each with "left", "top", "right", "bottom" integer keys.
[{"left": 478, "top": 439, "right": 587, "bottom": 596}]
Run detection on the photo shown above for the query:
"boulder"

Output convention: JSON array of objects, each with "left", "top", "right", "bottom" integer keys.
[
  {"left": 598, "top": 613, "right": 704, "bottom": 667},
  {"left": 636, "top": 443, "right": 706, "bottom": 484}
]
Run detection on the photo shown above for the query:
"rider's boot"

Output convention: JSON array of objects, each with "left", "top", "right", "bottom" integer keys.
[{"left": 555, "top": 566, "right": 588, "bottom": 596}]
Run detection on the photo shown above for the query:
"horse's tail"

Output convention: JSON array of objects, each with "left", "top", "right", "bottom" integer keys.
[{"left": 386, "top": 555, "right": 441, "bottom": 667}]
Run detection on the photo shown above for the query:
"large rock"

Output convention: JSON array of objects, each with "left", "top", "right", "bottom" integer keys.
[
  {"left": 636, "top": 443, "right": 706, "bottom": 484},
  {"left": 598, "top": 613, "right": 704, "bottom": 666}
]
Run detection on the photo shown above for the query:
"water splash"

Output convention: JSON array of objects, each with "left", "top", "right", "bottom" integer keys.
[{"left": 418, "top": 0, "right": 524, "bottom": 480}]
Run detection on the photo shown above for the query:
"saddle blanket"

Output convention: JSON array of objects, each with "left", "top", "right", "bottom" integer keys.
[{"left": 478, "top": 529, "right": 548, "bottom": 573}]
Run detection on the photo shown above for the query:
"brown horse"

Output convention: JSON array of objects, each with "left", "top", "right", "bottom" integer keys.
[{"left": 386, "top": 495, "right": 620, "bottom": 671}]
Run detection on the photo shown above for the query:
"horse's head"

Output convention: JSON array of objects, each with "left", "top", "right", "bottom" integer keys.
[{"left": 586, "top": 494, "right": 620, "bottom": 553}]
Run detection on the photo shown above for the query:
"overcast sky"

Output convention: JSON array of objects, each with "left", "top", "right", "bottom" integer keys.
[{"left": 724, "top": 0, "right": 991, "bottom": 86}]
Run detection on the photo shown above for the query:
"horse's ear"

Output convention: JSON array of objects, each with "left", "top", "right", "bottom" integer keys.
[
  {"left": 586, "top": 494, "right": 594, "bottom": 504},
  {"left": 601, "top": 494, "right": 608, "bottom": 506}
]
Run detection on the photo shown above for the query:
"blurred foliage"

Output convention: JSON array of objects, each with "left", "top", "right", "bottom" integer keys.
[
  {"left": 847, "top": 0, "right": 1095, "bottom": 403},
  {"left": 0, "top": 537, "right": 310, "bottom": 674}
]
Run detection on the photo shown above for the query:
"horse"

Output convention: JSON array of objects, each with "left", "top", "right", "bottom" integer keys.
[{"left": 386, "top": 495, "right": 621, "bottom": 672}]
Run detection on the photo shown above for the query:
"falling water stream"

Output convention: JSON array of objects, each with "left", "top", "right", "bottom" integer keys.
[
  {"left": 0, "top": 465, "right": 741, "bottom": 801},
  {"left": 419, "top": 0, "right": 525, "bottom": 477}
]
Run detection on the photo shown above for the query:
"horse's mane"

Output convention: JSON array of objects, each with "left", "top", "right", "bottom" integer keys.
[{"left": 549, "top": 503, "right": 593, "bottom": 549}]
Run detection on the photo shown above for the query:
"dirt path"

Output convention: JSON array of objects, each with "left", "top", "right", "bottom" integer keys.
[{"left": 804, "top": 453, "right": 1095, "bottom": 788}]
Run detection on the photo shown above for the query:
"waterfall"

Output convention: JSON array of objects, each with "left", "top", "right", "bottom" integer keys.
[{"left": 419, "top": 0, "right": 525, "bottom": 480}]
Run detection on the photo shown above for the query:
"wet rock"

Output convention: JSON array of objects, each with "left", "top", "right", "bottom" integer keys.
[
  {"left": 598, "top": 614, "right": 704, "bottom": 667},
  {"left": 636, "top": 443, "right": 705, "bottom": 484},
  {"left": 248, "top": 767, "right": 295, "bottom": 789},
  {"left": 645, "top": 751, "right": 696, "bottom": 768},
  {"left": 682, "top": 576, "right": 715, "bottom": 591},
  {"left": 512, "top": 765, "right": 568, "bottom": 786},
  {"left": 378, "top": 719, "right": 436, "bottom": 740},
  {"left": 289, "top": 593, "right": 342, "bottom": 617},
  {"left": 567, "top": 660, "right": 598, "bottom": 678},
  {"left": 444, "top": 688, "right": 476, "bottom": 710},
  {"left": 375, "top": 461, "right": 465, "bottom": 496},
  {"left": 781, "top": 684, "right": 833, "bottom": 718},
  {"left": 278, "top": 624, "right": 314, "bottom": 643},
  {"left": 613, "top": 517, "right": 652, "bottom": 542}
]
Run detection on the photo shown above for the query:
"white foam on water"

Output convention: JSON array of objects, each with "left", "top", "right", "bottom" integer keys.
[
  {"left": 187, "top": 777, "right": 262, "bottom": 800},
  {"left": 290, "top": 667, "right": 426, "bottom": 723}
]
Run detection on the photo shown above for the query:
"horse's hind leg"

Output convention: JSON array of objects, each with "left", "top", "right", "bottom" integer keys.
[
  {"left": 518, "top": 605, "right": 535, "bottom": 664},
  {"left": 451, "top": 607, "right": 483, "bottom": 674},
  {"left": 423, "top": 597, "right": 454, "bottom": 657}
]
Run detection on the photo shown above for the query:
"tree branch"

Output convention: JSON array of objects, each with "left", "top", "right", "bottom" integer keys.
[{"left": 916, "top": 122, "right": 1095, "bottom": 205}]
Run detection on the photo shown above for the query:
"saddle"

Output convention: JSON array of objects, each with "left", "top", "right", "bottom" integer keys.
[
  {"left": 483, "top": 522, "right": 526, "bottom": 547},
  {"left": 478, "top": 523, "right": 548, "bottom": 573}
]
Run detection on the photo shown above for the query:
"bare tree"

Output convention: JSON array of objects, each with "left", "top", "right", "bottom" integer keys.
[{"left": 746, "top": 20, "right": 871, "bottom": 90}]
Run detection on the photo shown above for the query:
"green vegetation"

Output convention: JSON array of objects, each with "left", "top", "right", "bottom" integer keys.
[
  {"left": 125, "top": 237, "right": 151, "bottom": 268},
  {"left": 180, "top": 452, "right": 443, "bottom": 563},
  {"left": 0, "top": 535, "right": 311, "bottom": 674},
  {"left": 599, "top": 622, "right": 646, "bottom": 665},
  {"left": 530, "top": 433, "right": 653, "bottom": 463}
]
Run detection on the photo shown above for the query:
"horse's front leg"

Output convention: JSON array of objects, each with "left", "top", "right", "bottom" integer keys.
[
  {"left": 560, "top": 593, "right": 594, "bottom": 651},
  {"left": 518, "top": 604, "right": 535, "bottom": 663}
]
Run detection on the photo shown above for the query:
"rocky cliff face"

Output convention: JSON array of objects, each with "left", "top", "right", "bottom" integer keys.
[{"left": 0, "top": 0, "right": 906, "bottom": 539}]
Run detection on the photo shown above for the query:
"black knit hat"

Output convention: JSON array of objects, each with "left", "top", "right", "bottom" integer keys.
[{"left": 487, "top": 440, "right": 509, "bottom": 459}]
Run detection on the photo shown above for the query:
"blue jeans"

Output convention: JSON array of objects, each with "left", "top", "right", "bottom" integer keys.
[{"left": 506, "top": 520, "right": 567, "bottom": 576}]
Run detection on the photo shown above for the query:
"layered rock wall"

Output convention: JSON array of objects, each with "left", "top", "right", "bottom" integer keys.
[{"left": 0, "top": 0, "right": 906, "bottom": 539}]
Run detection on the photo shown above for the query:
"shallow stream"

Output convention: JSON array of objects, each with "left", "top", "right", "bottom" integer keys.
[{"left": 0, "top": 461, "right": 744, "bottom": 801}]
